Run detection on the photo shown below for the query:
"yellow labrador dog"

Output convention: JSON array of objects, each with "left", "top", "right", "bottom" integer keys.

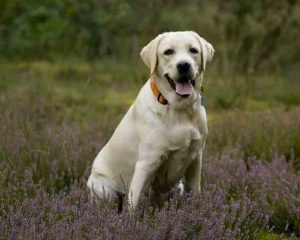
[{"left": 87, "top": 31, "right": 214, "bottom": 210}]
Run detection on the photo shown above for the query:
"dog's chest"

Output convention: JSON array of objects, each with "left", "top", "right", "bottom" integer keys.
[{"left": 156, "top": 123, "right": 203, "bottom": 186}]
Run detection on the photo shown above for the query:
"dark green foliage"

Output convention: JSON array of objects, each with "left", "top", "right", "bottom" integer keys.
[{"left": 1, "top": 0, "right": 300, "bottom": 75}]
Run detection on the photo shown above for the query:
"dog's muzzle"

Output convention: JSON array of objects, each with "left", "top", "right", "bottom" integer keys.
[{"left": 165, "top": 73, "right": 195, "bottom": 98}]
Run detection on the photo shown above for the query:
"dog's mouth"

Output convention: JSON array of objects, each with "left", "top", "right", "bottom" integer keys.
[{"left": 165, "top": 74, "right": 195, "bottom": 98}]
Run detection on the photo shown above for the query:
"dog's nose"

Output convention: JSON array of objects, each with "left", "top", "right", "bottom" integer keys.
[{"left": 177, "top": 61, "right": 191, "bottom": 74}]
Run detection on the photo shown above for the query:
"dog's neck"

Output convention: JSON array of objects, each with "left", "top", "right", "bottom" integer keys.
[{"left": 150, "top": 78, "right": 168, "bottom": 105}]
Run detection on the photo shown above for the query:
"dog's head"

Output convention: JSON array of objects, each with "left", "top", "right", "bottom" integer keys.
[{"left": 141, "top": 31, "right": 214, "bottom": 103}]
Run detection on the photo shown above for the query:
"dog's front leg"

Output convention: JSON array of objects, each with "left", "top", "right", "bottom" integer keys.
[
  {"left": 185, "top": 151, "right": 202, "bottom": 194},
  {"left": 128, "top": 150, "right": 161, "bottom": 210}
]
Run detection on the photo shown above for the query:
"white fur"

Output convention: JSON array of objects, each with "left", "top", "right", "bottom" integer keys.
[{"left": 87, "top": 31, "right": 214, "bottom": 209}]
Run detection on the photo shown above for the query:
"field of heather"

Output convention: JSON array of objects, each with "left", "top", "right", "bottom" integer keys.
[
  {"left": 0, "top": 61, "right": 299, "bottom": 239},
  {"left": 2, "top": 1, "right": 300, "bottom": 239}
]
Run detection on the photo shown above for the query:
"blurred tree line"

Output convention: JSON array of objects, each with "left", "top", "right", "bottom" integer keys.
[{"left": 1, "top": 0, "right": 300, "bottom": 74}]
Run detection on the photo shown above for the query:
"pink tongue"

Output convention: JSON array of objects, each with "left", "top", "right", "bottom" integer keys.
[{"left": 175, "top": 82, "right": 193, "bottom": 95}]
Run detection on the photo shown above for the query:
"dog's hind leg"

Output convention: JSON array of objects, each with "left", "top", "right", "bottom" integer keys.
[{"left": 87, "top": 173, "right": 118, "bottom": 201}]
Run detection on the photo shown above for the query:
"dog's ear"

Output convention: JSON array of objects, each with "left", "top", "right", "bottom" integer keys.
[
  {"left": 140, "top": 34, "right": 164, "bottom": 75},
  {"left": 191, "top": 32, "right": 215, "bottom": 73}
]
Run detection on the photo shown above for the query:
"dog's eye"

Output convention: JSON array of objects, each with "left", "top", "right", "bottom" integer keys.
[
  {"left": 190, "top": 48, "right": 199, "bottom": 54},
  {"left": 163, "top": 49, "right": 174, "bottom": 56}
]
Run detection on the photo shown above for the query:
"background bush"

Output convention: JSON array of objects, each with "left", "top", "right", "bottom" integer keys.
[{"left": 1, "top": 0, "right": 300, "bottom": 75}]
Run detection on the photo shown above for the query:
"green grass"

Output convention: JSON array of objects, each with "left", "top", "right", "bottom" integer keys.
[{"left": 1, "top": 60, "right": 300, "bottom": 162}]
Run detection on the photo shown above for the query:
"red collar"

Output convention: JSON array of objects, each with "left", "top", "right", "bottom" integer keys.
[{"left": 150, "top": 78, "right": 168, "bottom": 105}]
